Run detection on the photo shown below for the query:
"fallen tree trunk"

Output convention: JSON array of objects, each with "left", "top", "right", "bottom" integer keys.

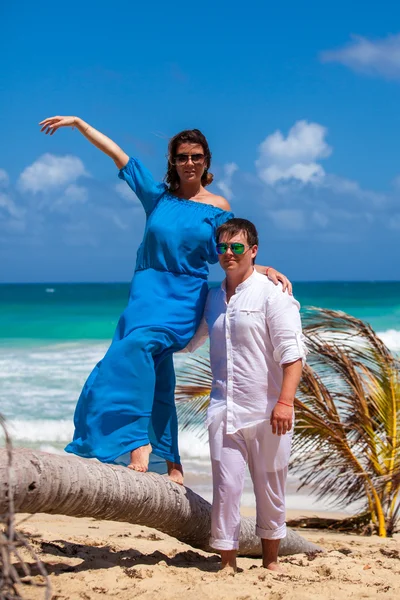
[{"left": 0, "top": 449, "right": 322, "bottom": 557}]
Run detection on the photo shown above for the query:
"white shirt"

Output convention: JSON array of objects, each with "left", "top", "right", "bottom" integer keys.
[{"left": 186, "top": 270, "right": 307, "bottom": 434}]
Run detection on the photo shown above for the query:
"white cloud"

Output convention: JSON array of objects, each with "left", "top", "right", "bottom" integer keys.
[
  {"left": 324, "top": 174, "right": 385, "bottom": 206},
  {"left": 264, "top": 163, "right": 325, "bottom": 185},
  {"left": 321, "top": 34, "right": 400, "bottom": 79},
  {"left": 260, "top": 121, "right": 331, "bottom": 162},
  {"left": 256, "top": 121, "right": 331, "bottom": 185},
  {"left": 63, "top": 184, "right": 88, "bottom": 204},
  {"left": 0, "top": 192, "right": 24, "bottom": 220},
  {"left": 268, "top": 209, "right": 305, "bottom": 231},
  {"left": 115, "top": 182, "right": 141, "bottom": 206},
  {"left": 255, "top": 121, "right": 384, "bottom": 209},
  {"left": 18, "top": 154, "right": 88, "bottom": 194},
  {"left": 0, "top": 169, "right": 9, "bottom": 188},
  {"left": 216, "top": 162, "right": 238, "bottom": 200},
  {"left": 49, "top": 184, "right": 88, "bottom": 212}
]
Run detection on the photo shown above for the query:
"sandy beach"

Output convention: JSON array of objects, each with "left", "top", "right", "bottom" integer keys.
[{"left": 12, "top": 509, "right": 400, "bottom": 600}]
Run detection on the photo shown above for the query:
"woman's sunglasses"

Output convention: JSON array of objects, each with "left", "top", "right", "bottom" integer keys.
[
  {"left": 173, "top": 154, "right": 205, "bottom": 166},
  {"left": 216, "top": 243, "right": 250, "bottom": 255}
]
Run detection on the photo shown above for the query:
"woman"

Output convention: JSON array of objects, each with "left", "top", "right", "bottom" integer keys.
[{"left": 39, "top": 116, "right": 292, "bottom": 484}]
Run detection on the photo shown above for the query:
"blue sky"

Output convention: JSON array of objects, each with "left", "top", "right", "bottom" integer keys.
[{"left": 1, "top": 0, "right": 399, "bottom": 282}]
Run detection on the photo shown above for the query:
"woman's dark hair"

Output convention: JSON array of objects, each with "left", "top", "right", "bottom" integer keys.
[{"left": 165, "top": 129, "right": 213, "bottom": 191}]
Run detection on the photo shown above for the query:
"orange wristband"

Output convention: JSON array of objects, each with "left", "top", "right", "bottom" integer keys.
[
  {"left": 277, "top": 400, "right": 293, "bottom": 407},
  {"left": 265, "top": 267, "right": 271, "bottom": 276}
]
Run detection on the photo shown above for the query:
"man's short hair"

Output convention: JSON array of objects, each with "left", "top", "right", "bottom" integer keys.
[{"left": 216, "top": 218, "right": 259, "bottom": 247}]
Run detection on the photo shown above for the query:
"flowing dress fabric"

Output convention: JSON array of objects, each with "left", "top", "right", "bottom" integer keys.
[{"left": 65, "top": 157, "right": 234, "bottom": 466}]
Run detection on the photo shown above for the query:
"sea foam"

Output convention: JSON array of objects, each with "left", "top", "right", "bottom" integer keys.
[
  {"left": 2, "top": 419, "right": 74, "bottom": 443},
  {"left": 377, "top": 329, "right": 400, "bottom": 352},
  {"left": 0, "top": 418, "right": 209, "bottom": 462}
]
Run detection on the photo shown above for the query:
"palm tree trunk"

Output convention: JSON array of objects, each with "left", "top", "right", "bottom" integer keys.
[{"left": 0, "top": 448, "right": 322, "bottom": 557}]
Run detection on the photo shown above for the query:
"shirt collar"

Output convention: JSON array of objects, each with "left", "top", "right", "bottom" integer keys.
[{"left": 221, "top": 268, "right": 256, "bottom": 295}]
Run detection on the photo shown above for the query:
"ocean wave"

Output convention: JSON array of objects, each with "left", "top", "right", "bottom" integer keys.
[
  {"left": 0, "top": 342, "right": 107, "bottom": 420},
  {"left": 377, "top": 329, "right": 400, "bottom": 352},
  {"left": 307, "top": 328, "right": 400, "bottom": 353},
  {"left": 1, "top": 329, "right": 398, "bottom": 453},
  {"left": 0, "top": 418, "right": 209, "bottom": 461},
  {"left": 39, "top": 444, "right": 67, "bottom": 455},
  {"left": 179, "top": 430, "right": 209, "bottom": 459},
  {"left": 1, "top": 419, "right": 74, "bottom": 443}
]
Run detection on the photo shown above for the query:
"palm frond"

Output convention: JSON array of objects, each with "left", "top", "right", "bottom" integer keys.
[
  {"left": 295, "top": 308, "right": 399, "bottom": 533},
  {"left": 175, "top": 352, "right": 212, "bottom": 434}
]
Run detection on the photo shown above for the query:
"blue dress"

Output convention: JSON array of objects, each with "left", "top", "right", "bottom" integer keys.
[{"left": 65, "top": 157, "right": 234, "bottom": 466}]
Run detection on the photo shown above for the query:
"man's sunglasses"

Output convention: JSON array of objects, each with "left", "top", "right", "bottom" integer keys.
[
  {"left": 216, "top": 243, "right": 250, "bottom": 255},
  {"left": 173, "top": 153, "right": 205, "bottom": 166}
]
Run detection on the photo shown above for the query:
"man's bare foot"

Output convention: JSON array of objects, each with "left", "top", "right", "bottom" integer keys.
[
  {"left": 128, "top": 444, "right": 152, "bottom": 472},
  {"left": 263, "top": 560, "right": 283, "bottom": 572},
  {"left": 166, "top": 461, "right": 184, "bottom": 485},
  {"left": 261, "top": 538, "right": 281, "bottom": 571},
  {"left": 218, "top": 564, "right": 236, "bottom": 576},
  {"left": 220, "top": 550, "right": 237, "bottom": 573}
]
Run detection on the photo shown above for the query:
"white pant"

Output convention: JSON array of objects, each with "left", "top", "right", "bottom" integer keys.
[{"left": 209, "top": 412, "right": 293, "bottom": 551}]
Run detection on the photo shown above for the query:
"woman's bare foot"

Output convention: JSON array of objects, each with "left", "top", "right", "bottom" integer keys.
[
  {"left": 166, "top": 461, "right": 184, "bottom": 485},
  {"left": 128, "top": 444, "right": 152, "bottom": 472}
]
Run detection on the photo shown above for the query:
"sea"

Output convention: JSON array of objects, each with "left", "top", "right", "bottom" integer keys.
[{"left": 1, "top": 281, "right": 399, "bottom": 513}]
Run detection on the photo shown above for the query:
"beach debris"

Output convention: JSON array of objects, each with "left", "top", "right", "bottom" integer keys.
[
  {"left": 134, "top": 532, "right": 163, "bottom": 541},
  {"left": 379, "top": 548, "right": 400, "bottom": 560},
  {"left": 315, "top": 564, "right": 332, "bottom": 577},
  {"left": 123, "top": 566, "right": 153, "bottom": 579},
  {"left": 0, "top": 414, "right": 52, "bottom": 600}
]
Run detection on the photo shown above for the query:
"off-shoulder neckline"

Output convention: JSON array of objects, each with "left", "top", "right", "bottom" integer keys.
[
  {"left": 164, "top": 188, "right": 231, "bottom": 213},
  {"left": 120, "top": 158, "right": 232, "bottom": 214}
]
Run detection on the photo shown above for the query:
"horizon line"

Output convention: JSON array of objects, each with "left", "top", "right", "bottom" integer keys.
[{"left": 1, "top": 280, "right": 400, "bottom": 285}]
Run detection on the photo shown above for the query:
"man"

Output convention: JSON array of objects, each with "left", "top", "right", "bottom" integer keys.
[{"left": 186, "top": 218, "right": 306, "bottom": 572}]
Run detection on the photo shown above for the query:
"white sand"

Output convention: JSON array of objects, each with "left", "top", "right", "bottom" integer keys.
[{"left": 12, "top": 511, "right": 400, "bottom": 600}]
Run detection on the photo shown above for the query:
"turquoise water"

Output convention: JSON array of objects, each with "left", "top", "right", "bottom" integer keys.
[
  {"left": 0, "top": 281, "right": 399, "bottom": 511},
  {"left": 1, "top": 281, "right": 399, "bottom": 341}
]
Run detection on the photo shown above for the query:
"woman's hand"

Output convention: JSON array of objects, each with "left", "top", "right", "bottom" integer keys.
[
  {"left": 270, "top": 402, "right": 293, "bottom": 435},
  {"left": 39, "top": 116, "right": 78, "bottom": 135},
  {"left": 267, "top": 268, "right": 292, "bottom": 295},
  {"left": 255, "top": 265, "right": 293, "bottom": 295},
  {"left": 38, "top": 116, "right": 129, "bottom": 169}
]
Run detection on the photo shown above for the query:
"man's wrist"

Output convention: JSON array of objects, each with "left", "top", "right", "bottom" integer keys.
[{"left": 277, "top": 398, "right": 294, "bottom": 407}]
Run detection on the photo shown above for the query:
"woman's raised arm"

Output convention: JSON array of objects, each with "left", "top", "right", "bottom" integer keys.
[{"left": 39, "top": 116, "right": 129, "bottom": 169}]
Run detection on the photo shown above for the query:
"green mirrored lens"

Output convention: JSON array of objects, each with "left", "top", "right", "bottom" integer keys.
[
  {"left": 216, "top": 243, "right": 228, "bottom": 254},
  {"left": 231, "top": 243, "right": 245, "bottom": 254}
]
